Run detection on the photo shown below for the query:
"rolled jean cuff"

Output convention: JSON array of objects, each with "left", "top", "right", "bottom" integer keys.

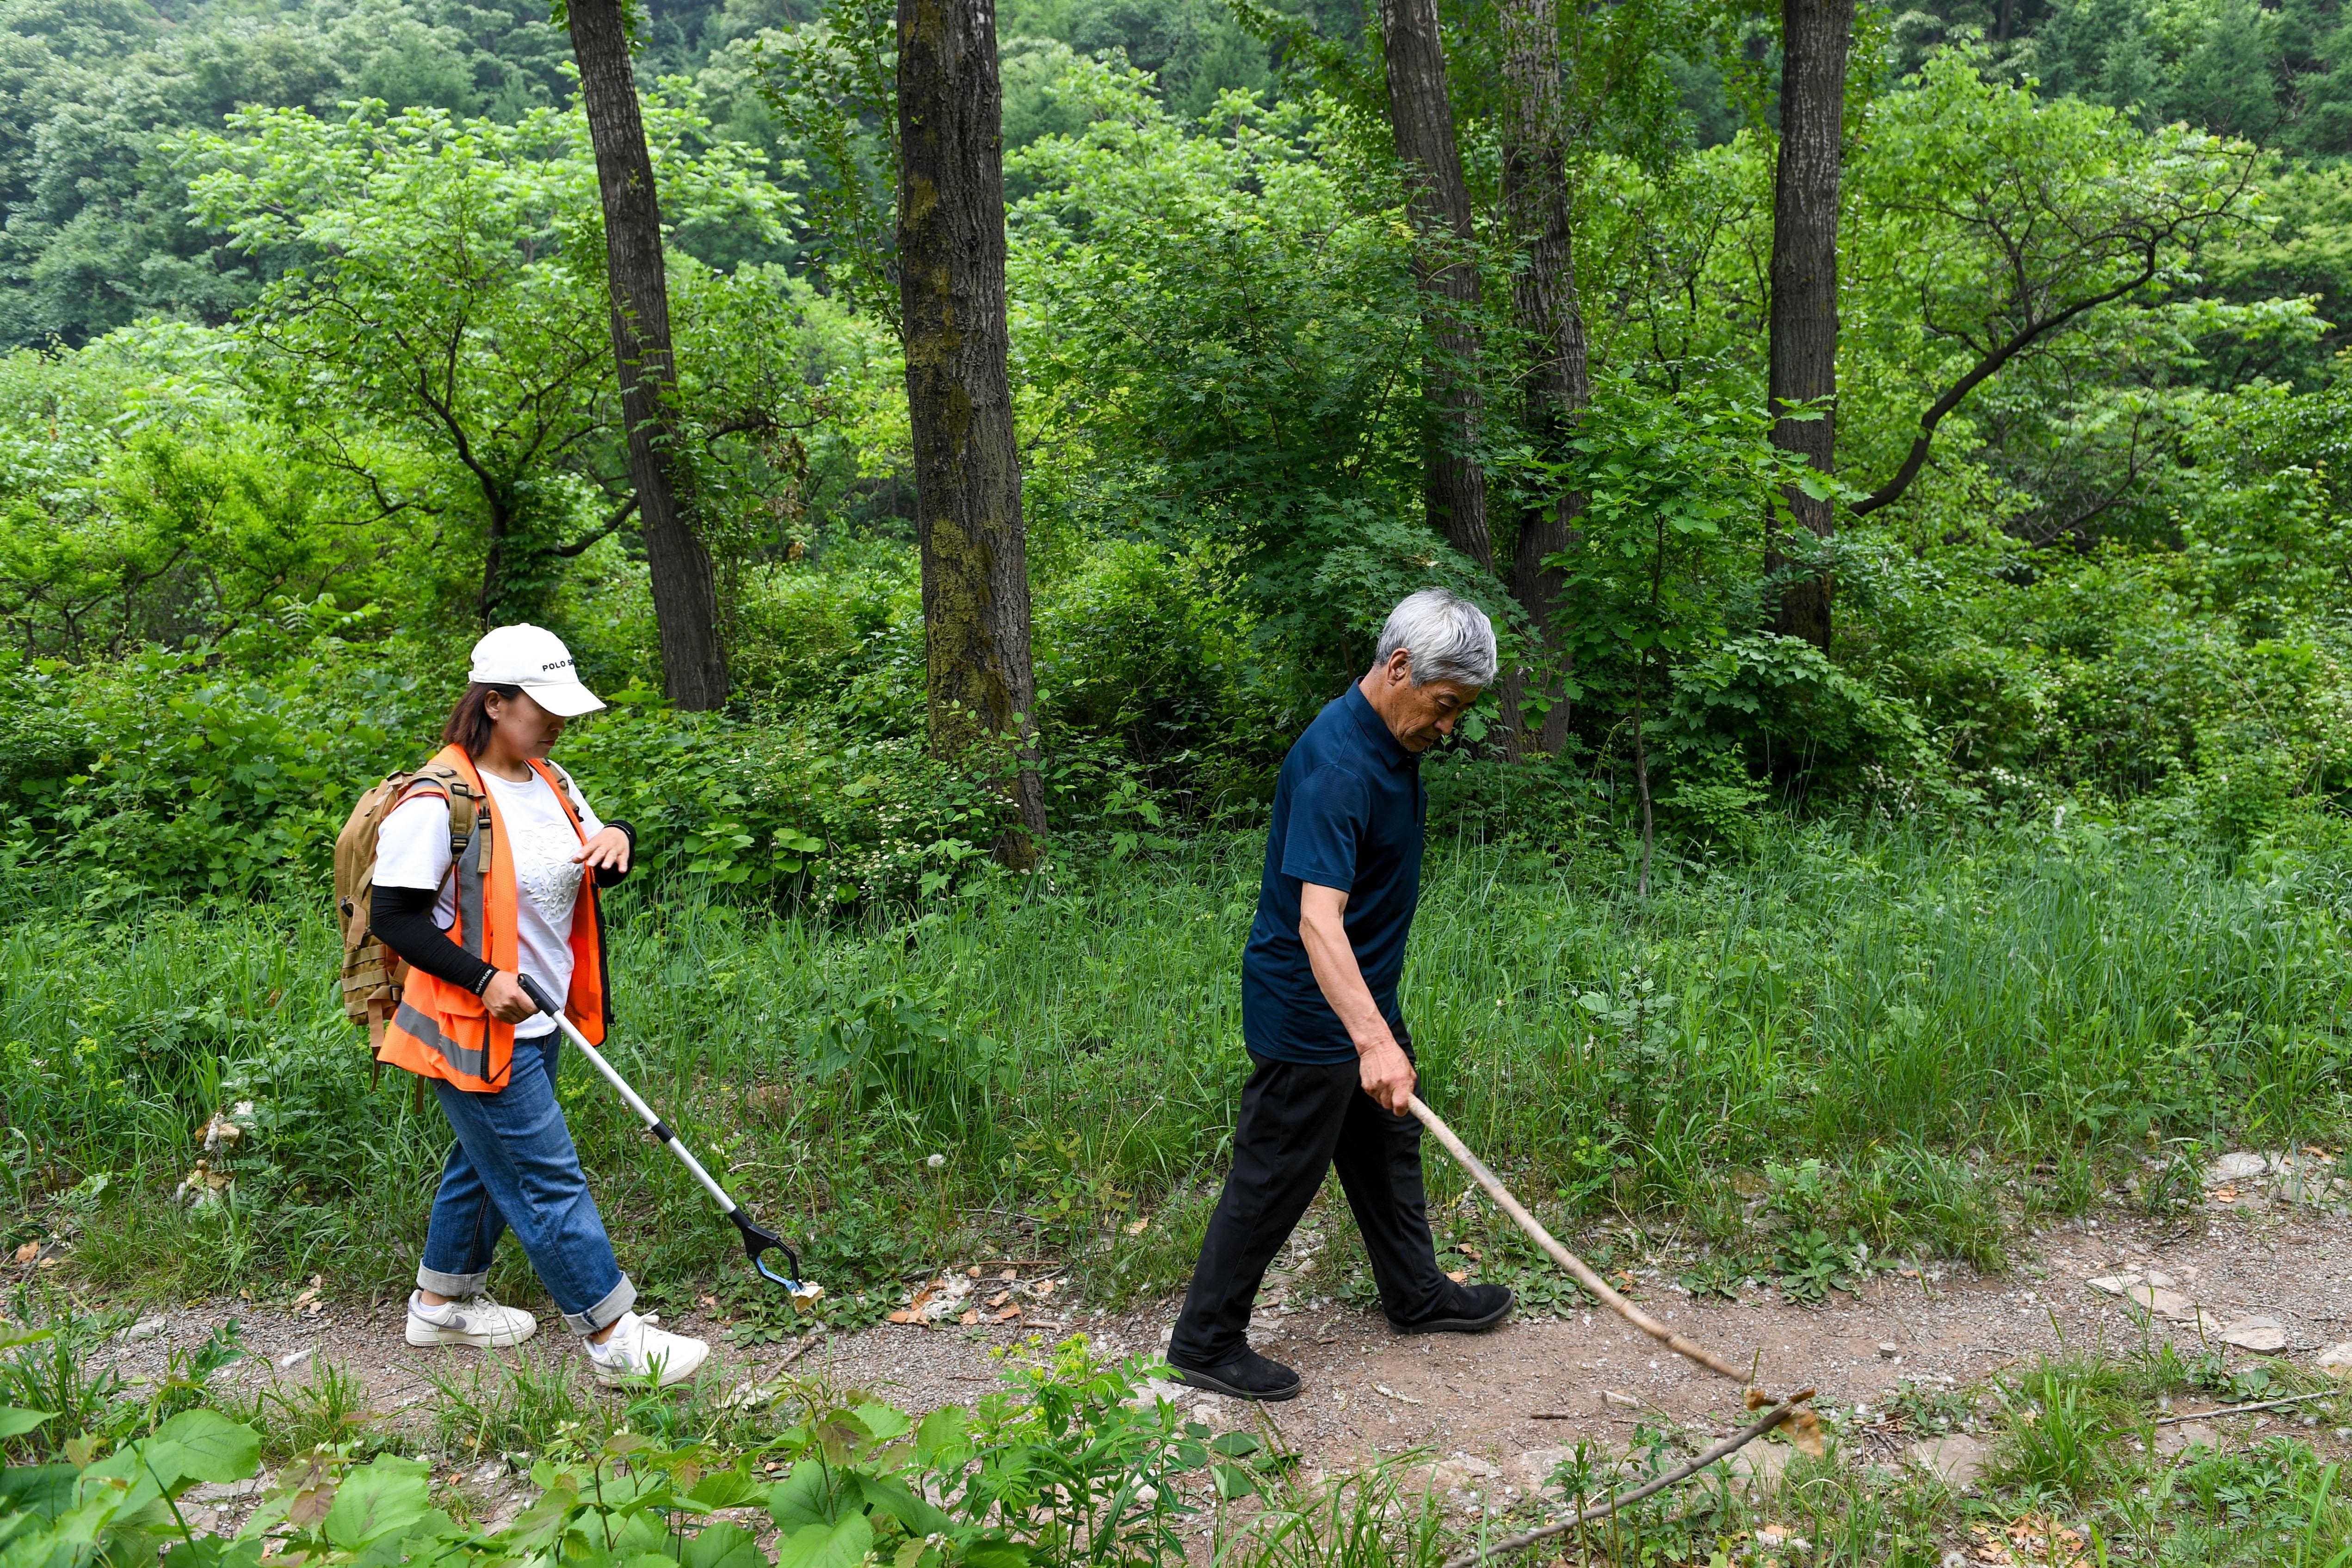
[
  {"left": 566, "top": 1274, "right": 635, "bottom": 1336},
  {"left": 417, "top": 1264, "right": 489, "bottom": 1296}
]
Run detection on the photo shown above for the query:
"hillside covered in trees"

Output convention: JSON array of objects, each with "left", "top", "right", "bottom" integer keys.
[{"left": 7, "top": 0, "right": 2352, "bottom": 887}]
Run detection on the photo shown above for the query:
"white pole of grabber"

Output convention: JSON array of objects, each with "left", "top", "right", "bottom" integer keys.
[
  {"left": 541, "top": 1007, "right": 738, "bottom": 1216},
  {"left": 1407, "top": 1094, "right": 1752, "bottom": 1386}
]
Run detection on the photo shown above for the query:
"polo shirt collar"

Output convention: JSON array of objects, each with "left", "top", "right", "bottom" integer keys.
[{"left": 1343, "top": 683, "right": 1414, "bottom": 771}]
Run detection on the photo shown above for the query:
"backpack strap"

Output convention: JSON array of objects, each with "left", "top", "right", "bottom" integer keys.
[{"left": 401, "top": 763, "right": 481, "bottom": 860}]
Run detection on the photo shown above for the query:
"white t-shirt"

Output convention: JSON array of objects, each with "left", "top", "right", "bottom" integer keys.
[{"left": 375, "top": 765, "right": 606, "bottom": 1039}]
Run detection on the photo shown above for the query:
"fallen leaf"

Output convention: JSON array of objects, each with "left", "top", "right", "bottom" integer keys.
[
  {"left": 11, "top": 1242, "right": 36, "bottom": 1263},
  {"left": 994, "top": 1306, "right": 1021, "bottom": 1322},
  {"left": 998, "top": 1267, "right": 1017, "bottom": 1281},
  {"left": 1784, "top": 1410, "right": 1825, "bottom": 1457},
  {"left": 699, "top": 1294, "right": 719, "bottom": 1312},
  {"left": 1033, "top": 1280, "right": 1056, "bottom": 1296},
  {"left": 965, "top": 1265, "right": 981, "bottom": 1278},
  {"left": 2001, "top": 1514, "right": 2089, "bottom": 1567},
  {"left": 1124, "top": 1219, "right": 1149, "bottom": 1236},
  {"left": 887, "top": 1310, "right": 919, "bottom": 1325},
  {"left": 1445, "top": 1268, "right": 1468, "bottom": 1283},
  {"left": 959, "top": 1309, "right": 980, "bottom": 1325},
  {"left": 1456, "top": 1243, "right": 1481, "bottom": 1260},
  {"left": 987, "top": 1291, "right": 1010, "bottom": 1309}
]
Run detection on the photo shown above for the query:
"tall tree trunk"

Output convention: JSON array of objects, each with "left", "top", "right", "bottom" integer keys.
[
  {"left": 1378, "top": 0, "right": 1493, "bottom": 574},
  {"left": 1498, "top": 0, "right": 1587, "bottom": 755},
  {"left": 568, "top": 0, "right": 728, "bottom": 708},
  {"left": 897, "top": 0, "right": 1046, "bottom": 867},
  {"left": 1765, "top": 0, "right": 1852, "bottom": 654}
]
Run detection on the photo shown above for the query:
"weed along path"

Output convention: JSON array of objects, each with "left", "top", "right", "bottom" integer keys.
[{"left": 70, "top": 1188, "right": 2352, "bottom": 1535}]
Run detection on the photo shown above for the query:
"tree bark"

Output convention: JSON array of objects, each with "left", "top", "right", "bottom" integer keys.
[
  {"left": 568, "top": 0, "right": 729, "bottom": 708},
  {"left": 1764, "top": 0, "right": 1852, "bottom": 654},
  {"left": 1378, "top": 0, "right": 1493, "bottom": 574},
  {"left": 1498, "top": 0, "right": 1587, "bottom": 754},
  {"left": 896, "top": 0, "right": 1047, "bottom": 866}
]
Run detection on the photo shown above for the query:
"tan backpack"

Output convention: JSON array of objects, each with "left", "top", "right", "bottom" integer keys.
[{"left": 333, "top": 762, "right": 481, "bottom": 1054}]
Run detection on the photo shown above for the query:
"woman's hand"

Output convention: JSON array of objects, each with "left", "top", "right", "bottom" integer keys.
[
  {"left": 482, "top": 970, "right": 540, "bottom": 1024},
  {"left": 574, "top": 826, "right": 631, "bottom": 875}
]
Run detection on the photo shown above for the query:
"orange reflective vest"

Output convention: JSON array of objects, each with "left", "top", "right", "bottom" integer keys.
[{"left": 376, "top": 745, "right": 609, "bottom": 1092}]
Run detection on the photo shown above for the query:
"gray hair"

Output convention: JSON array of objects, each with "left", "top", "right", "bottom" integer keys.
[{"left": 1374, "top": 588, "right": 1498, "bottom": 687}]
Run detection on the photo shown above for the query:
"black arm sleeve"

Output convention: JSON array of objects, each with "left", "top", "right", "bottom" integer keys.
[
  {"left": 594, "top": 820, "right": 636, "bottom": 888},
  {"left": 371, "top": 885, "right": 496, "bottom": 994}
]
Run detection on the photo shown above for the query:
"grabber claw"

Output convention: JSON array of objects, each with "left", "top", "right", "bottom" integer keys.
[{"left": 733, "top": 1209, "right": 821, "bottom": 1299}]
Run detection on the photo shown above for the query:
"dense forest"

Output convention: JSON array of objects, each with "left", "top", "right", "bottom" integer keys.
[{"left": 9, "top": 0, "right": 2352, "bottom": 900}]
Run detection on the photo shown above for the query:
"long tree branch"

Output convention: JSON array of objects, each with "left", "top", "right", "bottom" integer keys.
[
  {"left": 554, "top": 494, "right": 639, "bottom": 556},
  {"left": 1851, "top": 251, "right": 2161, "bottom": 516}
]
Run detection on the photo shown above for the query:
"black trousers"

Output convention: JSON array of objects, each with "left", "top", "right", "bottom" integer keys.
[{"left": 1168, "top": 1047, "right": 1452, "bottom": 1366}]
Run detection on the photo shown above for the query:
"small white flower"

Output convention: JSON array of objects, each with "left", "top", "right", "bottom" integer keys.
[{"left": 926, "top": 1153, "right": 946, "bottom": 1169}]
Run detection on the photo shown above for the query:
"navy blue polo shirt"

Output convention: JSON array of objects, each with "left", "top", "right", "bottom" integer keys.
[{"left": 1241, "top": 683, "right": 1427, "bottom": 1064}]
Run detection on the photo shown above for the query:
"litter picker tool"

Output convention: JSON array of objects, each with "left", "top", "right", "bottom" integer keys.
[{"left": 516, "top": 973, "right": 819, "bottom": 1299}]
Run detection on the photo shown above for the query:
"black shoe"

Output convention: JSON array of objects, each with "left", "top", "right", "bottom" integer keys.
[
  {"left": 1167, "top": 1348, "right": 1303, "bottom": 1401},
  {"left": 1386, "top": 1283, "right": 1513, "bottom": 1334}
]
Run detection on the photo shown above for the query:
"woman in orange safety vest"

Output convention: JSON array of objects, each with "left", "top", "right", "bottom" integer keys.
[{"left": 370, "top": 624, "right": 708, "bottom": 1387}]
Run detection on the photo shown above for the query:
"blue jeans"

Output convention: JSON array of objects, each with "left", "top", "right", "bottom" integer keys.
[{"left": 417, "top": 1032, "right": 635, "bottom": 1334}]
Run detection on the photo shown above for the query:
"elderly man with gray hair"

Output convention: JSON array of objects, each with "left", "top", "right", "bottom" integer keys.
[{"left": 1167, "top": 588, "right": 1513, "bottom": 1401}]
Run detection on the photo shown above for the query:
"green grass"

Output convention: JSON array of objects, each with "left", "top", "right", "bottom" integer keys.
[{"left": 6, "top": 815, "right": 2352, "bottom": 1313}]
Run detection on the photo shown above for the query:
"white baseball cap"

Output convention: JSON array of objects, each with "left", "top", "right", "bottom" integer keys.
[{"left": 468, "top": 624, "right": 606, "bottom": 717}]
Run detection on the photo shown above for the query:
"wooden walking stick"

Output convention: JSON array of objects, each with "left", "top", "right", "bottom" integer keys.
[
  {"left": 1405, "top": 1095, "right": 1818, "bottom": 1566},
  {"left": 1407, "top": 1095, "right": 1755, "bottom": 1388}
]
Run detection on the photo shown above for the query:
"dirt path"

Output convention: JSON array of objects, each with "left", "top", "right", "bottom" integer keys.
[{"left": 75, "top": 1179, "right": 2352, "bottom": 1529}]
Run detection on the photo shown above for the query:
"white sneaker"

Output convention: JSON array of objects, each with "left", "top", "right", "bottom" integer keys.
[
  {"left": 404, "top": 1290, "right": 538, "bottom": 1349},
  {"left": 586, "top": 1312, "right": 709, "bottom": 1388}
]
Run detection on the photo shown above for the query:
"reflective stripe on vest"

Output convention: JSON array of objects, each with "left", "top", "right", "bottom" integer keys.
[{"left": 391, "top": 1000, "right": 492, "bottom": 1083}]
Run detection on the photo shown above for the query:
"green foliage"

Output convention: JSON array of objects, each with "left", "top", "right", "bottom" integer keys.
[
  {"left": 0, "top": 1301, "right": 248, "bottom": 1464},
  {"left": 1005, "top": 56, "right": 1467, "bottom": 697},
  {"left": 799, "top": 984, "right": 1010, "bottom": 1113},
  {"left": 0, "top": 0, "right": 579, "bottom": 348},
  {"left": 0, "top": 1340, "right": 1241, "bottom": 1568},
  {"left": 1988, "top": 1366, "right": 2129, "bottom": 1499},
  {"left": 180, "top": 93, "right": 797, "bottom": 624}
]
